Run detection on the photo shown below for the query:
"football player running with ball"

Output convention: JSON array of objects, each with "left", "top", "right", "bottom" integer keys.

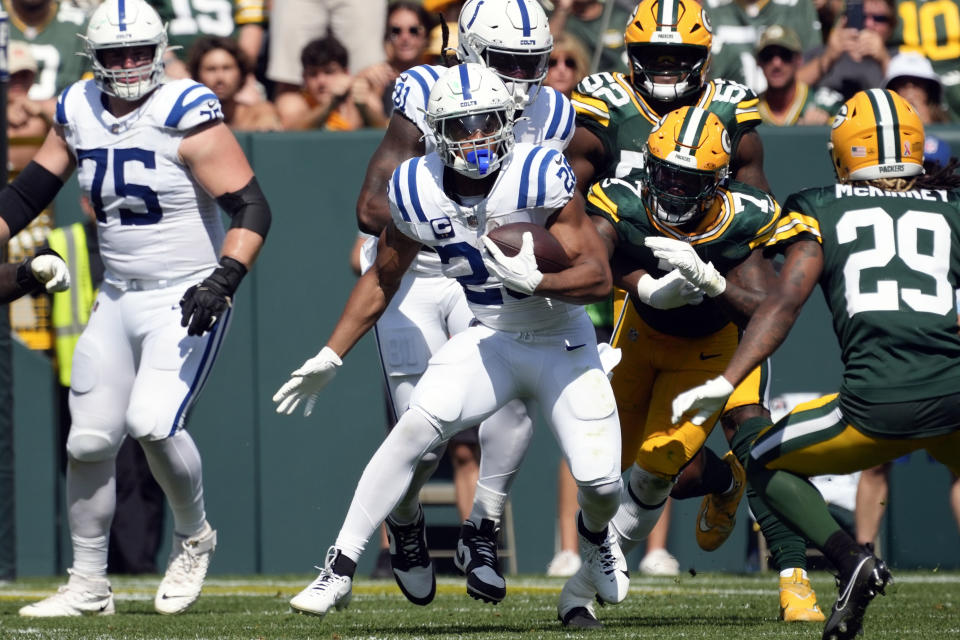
[
  {"left": 351, "top": 0, "right": 576, "bottom": 606},
  {"left": 671, "top": 89, "right": 960, "bottom": 640},
  {"left": 14, "top": 0, "right": 271, "bottom": 617},
  {"left": 274, "top": 63, "right": 628, "bottom": 622},
  {"left": 563, "top": 0, "right": 823, "bottom": 624}
]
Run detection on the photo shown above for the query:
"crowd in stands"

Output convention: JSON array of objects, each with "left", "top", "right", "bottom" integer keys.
[{"left": 8, "top": 0, "right": 958, "bottom": 143}]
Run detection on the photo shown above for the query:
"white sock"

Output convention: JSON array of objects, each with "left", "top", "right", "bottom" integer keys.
[
  {"left": 336, "top": 408, "right": 443, "bottom": 562},
  {"left": 577, "top": 479, "right": 621, "bottom": 533},
  {"left": 780, "top": 568, "right": 808, "bottom": 579},
  {"left": 67, "top": 458, "right": 115, "bottom": 578},
  {"left": 469, "top": 481, "right": 507, "bottom": 526},
  {"left": 611, "top": 465, "right": 673, "bottom": 554},
  {"left": 140, "top": 431, "right": 206, "bottom": 537},
  {"left": 392, "top": 445, "right": 444, "bottom": 524}
]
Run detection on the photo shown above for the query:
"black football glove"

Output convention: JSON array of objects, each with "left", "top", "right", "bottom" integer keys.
[{"left": 180, "top": 256, "right": 246, "bottom": 336}]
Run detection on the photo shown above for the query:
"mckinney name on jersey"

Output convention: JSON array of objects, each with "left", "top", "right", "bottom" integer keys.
[{"left": 766, "top": 183, "right": 960, "bottom": 423}]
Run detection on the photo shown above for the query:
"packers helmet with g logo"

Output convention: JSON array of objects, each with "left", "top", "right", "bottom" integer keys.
[
  {"left": 830, "top": 89, "right": 925, "bottom": 182},
  {"left": 625, "top": 0, "right": 713, "bottom": 101},
  {"left": 644, "top": 106, "right": 731, "bottom": 226}
]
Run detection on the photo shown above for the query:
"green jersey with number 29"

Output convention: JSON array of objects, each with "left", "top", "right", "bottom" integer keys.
[
  {"left": 571, "top": 72, "right": 761, "bottom": 183},
  {"left": 768, "top": 184, "right": 960, "bottom": 406}
]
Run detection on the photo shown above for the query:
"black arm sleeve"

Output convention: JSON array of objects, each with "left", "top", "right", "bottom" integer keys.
[
  {"left": 216, "top": 176, "right": 272, "bottom": 239},
  {"left": 0, "top": 162, "right": 64, "bottom": 237}
]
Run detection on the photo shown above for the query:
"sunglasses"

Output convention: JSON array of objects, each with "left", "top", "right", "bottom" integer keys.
[
  {"left": 865, "top": 12, "right": 891, "bottom": 23},
  {"left": 757, "top": 46, "right": 797, "bottom": 63},
  {"left": 389, "top": 25, "right": 424, "bottom": 38},
  {"left": 549, "top": 56, "right": 577, "bottom": 69}
]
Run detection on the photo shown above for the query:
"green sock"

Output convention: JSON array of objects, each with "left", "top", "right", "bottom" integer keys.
[{"left": 733, "top": 417, "right": 833, "bottom": 562}]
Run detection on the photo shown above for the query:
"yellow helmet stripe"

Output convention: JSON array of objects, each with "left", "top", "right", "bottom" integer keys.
[
  {"left": 866, "top": 88, "right": 902, "bottom": 164},
  {"left": 657, "top": 0, "right": 679, "bottom": 30}
]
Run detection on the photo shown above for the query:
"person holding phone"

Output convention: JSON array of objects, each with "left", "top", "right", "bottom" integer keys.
[{"left": 799, "top": 0, "right": 898, "bottom": 98}]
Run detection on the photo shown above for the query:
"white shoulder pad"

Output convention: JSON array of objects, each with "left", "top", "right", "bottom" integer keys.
[
  {"left": 151, "top": 79, "right": 224, "bottom": 131},
  {"left": 54, "top": 79, "right": 96, "bottom": 128},
  {"left": 516, "top": 86, "right": 576, "bottom": 151},
  {"left": 509, "top": 143, "right": 576, "bottom": 212},
  {"left": 388, "top": 155, "right": 445, "bottom": 243},
  {"left": 393, "top": 64, "right": 445, "bottom": 137}
]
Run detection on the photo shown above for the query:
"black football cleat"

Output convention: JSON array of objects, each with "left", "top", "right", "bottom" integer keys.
[{"left": 822, "top": 552, "right": 892, "bottom": 640}]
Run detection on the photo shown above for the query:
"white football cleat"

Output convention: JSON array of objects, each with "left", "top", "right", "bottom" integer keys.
[
  {"left": 155, "top": 521, "right": 217, "bottom": 615},
  {"left": 19, "top": 569, "right": 115, "bottom": 617},
  {"left": 546, "top": 550, "right": 582, "bottom": 577},
  {"left": 578, "top": 519, "right": 630, "bottom": 605},
  {"left": 290, "top": 547, "right": 353, "bottom": 617},
  {"left": 557, "top": 566, "right": 601, "bottom": 629}
]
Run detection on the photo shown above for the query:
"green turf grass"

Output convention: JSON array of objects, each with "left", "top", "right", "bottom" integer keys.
[{"left": 1, "top": 571, "right": 957, "bottom": 639}]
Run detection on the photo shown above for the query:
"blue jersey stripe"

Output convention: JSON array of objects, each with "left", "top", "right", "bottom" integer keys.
[
  {"left": 559, "top": 103, "right": 575, "bottom": 140},
  {"left": 407, "top": 157, "right": 428, "bottom": 222},
  {"left": 164, "top": 83, "right": 218, "bottom": 127},
  {"left": 405, "top": 68, "right": 432, "bottom": 106},
  {"left": 459, "top": 65, "right": 472, "bottom": 100},
  {"left": 392, "top": 166, "right": 410, "bottom": 222},
  {"left": 170, "top": 305, "right": 231, "bottom": 436},
  {"left": 545, "top": 89, "right": 563, "bottom": 140},
  {"left": 55, "top": 84, "right": 73, "bottom": 125},
  {"left": 517, "top": 0, "right": 532, "bottom": 36},
  {"left": 536, "top": 150, "right": 559, "bottom": 207},
  {"left": 466, "top": 0, "right": 485, "bottom": 28},
  {"left": 518, "top": 149, "right": 539, "bottom": 209}
]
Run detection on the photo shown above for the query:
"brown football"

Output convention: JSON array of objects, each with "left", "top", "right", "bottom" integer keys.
[{"left": 486, "top": 222, "right": 572, "bottom": 273}]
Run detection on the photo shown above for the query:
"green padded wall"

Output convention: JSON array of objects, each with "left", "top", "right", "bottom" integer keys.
[{"left": 11, "top": 125, "right": 958, "bottom": 577}]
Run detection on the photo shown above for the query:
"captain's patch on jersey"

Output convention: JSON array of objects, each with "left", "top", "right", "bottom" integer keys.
[{"left": 430, "top": 217, "right": 455, "bottom": 239}]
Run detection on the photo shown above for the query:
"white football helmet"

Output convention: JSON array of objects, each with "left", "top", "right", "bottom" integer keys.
[
  {"left": 426, "top": 63, "right": 517, "bottom": 180},
  {"left": 81, "top": 0, "right": 167, "bottom": 101},
  {"left": 458, "top": 0, "right": 552, "bottom": 107}
]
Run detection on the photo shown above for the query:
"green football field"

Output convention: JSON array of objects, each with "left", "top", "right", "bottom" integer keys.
[{"left": 1, "top": 571, "right": 958, "bottom": 639}]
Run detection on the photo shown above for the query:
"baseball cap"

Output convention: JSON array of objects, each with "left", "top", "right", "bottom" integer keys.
[
  {"left": 884, "top": 52, "right": 942, "bottom": 103},
  {"left": 756, "top": 25, "right": 802, "bottom": 55},
  {"left": 9, "top": 40, "right": 38, "bottom": 76}
]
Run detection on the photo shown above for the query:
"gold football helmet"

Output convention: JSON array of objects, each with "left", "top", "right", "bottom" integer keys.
[
  {"left": 625, "top": 0, "right": 713, "bottom": 101},
  {"left": 644, "top": 106, "right": 731, "bottom": 225},
  {"left": 830, "top": 89, "right": 925, "bottom": 182}
]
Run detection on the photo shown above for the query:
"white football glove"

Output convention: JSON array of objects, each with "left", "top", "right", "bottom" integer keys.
[
  {"left": 272, "top": 346, "right": 343, "bottom": 417},
  {"left": 644, "top": 236, "right": 726, "bottom": 297},
  {"left": 636, "top": 270, "right": 705, "bottom": 309},
  {"left": 30, "top": 254, "right": 71, "bottom": 293},
  {"left": 596, "top": 342, "right": 622, "bottom": 379},
  {"left": 671, "top": 375, "right": 735, "bottom": 426},
  {"left": 481, "top": 232, "right": 544, "bottom": 295}
]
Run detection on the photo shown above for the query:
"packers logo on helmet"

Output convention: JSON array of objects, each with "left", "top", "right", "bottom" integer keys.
[
  {"left": 643, "top": 106, "right": 731, "bottom": 226},
  {"left": 625, "top": 0, "right": 712, "bottom": 101},
  {"left": 830, "top": 89, "right": 924, "bottom": 182}
]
